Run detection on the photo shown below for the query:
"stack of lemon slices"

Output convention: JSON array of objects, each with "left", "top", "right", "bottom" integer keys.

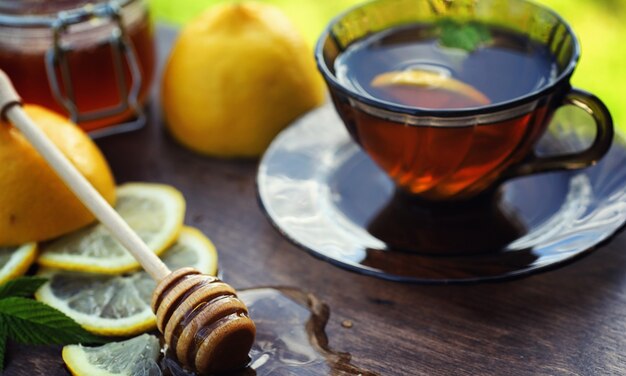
[
  {"left": 34, "top": 182, "right": 218, "bottom": 337},
  {"left": 0, "top": 182, "right": 221, "bottom": 375}
]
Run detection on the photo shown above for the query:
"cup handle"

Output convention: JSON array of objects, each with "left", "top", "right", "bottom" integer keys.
[{"left": 512, "top": 88, "right": 614, "bottom": 177}]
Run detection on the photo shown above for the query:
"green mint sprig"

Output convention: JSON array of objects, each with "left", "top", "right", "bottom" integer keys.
[
  {"left": 0, "top": 276, "right": 103, "bottom": 372},
  {"left": 438, "top": 19, "right": 492, "bottom": 52}
]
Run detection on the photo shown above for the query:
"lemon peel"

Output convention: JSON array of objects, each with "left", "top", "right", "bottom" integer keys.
[{"left": 0, "top": 105, "right": 115, "bottom": 245}]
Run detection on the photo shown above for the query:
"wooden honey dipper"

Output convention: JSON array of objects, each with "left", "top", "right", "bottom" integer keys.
[{"left": 0, "top": 70, "right": 256, "bottom": 375}]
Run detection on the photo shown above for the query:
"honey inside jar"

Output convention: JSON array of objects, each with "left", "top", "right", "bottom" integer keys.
[{"left": 0, "top": 0, "right": 155, "bottom": 133}]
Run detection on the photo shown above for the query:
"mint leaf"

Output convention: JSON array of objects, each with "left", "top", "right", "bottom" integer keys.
[
  {"left": 438, "top": 19, "right": 492, "bottom": 52},
  {"left": 0, "top": 297, "right": 102, "bottom": 345},
  {"left": 0, "top": 278, "right": 107, "bottom": 371},
  {"left": 0, "top": 277, "right": 47, "bottom": 299}
]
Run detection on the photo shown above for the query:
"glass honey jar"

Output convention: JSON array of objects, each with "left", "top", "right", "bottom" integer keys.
[{"left": 0, "top": 0, "right": 155, "bottom": 135}]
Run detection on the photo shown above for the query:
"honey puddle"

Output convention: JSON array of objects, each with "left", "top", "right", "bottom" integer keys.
[{"left": 162, "top": 287, "right": 376, "bottom": 375}]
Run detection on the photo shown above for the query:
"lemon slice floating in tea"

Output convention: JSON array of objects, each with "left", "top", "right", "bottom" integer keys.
[
  {"left": 38, "top": 183, "right": 185, "bottom": 274},
  {"left": 35, "top": 226, "right": 218, "bottom": 336},
  {"left": 371, "top": 69, "right": 491, "bottom": 106},
  {"left": 0, "top": 243, "right": 37, "bottom": 285},
  {"left": 62, "top": 334, "right": 161, "bottom": 376}
]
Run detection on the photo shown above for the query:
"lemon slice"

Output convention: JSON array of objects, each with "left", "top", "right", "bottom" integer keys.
[
  {"left": 63, "top": 333, "right": 161, "bottom": 376},
  {"left": 35, "top": 227, "right": 217, "bottom": 336},
  {"left": 371, "top": 69, "right": 491, "bottom": 105},
  {"left": 38, "top": 183, "right": 185, "bottom": 274},
  {"left": 0, "top": 243, "right": 37, "bottom": 285}
]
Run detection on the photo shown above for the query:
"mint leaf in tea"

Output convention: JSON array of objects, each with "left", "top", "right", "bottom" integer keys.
[
  {"left": 334, "top": 23, "right": 557, "bottom": 109},
  {"left": 437, "top": 19, "right": 492, "bottom": 52}
]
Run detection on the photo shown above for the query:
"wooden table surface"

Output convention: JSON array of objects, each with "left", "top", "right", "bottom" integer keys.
[{"left": 5, "top": 26, "right": 626, "bottom": 376}]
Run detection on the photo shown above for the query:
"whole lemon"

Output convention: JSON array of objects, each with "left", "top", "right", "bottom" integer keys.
[
  {"left": 0, "top": 105, "right": 116, "bottom": 245},
  {"left": 162, "top": 2, "right": 325, "bottom": 157}
]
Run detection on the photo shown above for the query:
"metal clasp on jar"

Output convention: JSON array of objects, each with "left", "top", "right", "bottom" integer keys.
[{"left": 46, "top": 1, "right": 144, "bottom": 137}]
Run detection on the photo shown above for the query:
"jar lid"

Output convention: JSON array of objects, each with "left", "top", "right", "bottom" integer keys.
[
  {"left": 0, "top": 0, "right": 144, "bottom": 52},
  {"left": 0, "top": 0, "right": 133, "bottom": 26}
]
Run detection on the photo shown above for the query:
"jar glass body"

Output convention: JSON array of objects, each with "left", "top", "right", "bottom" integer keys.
[{"left": 0, "top": 0, "right": 155, "bottom": 134}]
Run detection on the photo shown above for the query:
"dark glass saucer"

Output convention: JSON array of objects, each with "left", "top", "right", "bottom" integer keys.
[{"left": 257, "top": 104, "right": 626, "bottom": 284}]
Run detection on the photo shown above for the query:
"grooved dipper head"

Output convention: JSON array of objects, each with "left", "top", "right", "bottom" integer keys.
[{"left": 152, "top": 267, "right": 256, "bottom": 374}]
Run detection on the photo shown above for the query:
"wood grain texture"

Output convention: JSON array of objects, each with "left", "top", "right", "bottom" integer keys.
[{"left": 5, "top": 26, "right": 626, "bottom": 376}]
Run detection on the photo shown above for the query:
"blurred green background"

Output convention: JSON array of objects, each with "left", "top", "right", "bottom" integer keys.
[{"left": 149, "top": 0, "right": 625, "bottom": 130}]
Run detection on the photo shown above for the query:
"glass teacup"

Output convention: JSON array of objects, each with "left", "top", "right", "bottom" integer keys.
[{"left": 315, "top": 0, "right": 613, "bottom": 201}]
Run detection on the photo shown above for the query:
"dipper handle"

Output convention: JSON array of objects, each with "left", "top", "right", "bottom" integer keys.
[{"left": 0, "top": 69, "right": 171, "bottom": 282}]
